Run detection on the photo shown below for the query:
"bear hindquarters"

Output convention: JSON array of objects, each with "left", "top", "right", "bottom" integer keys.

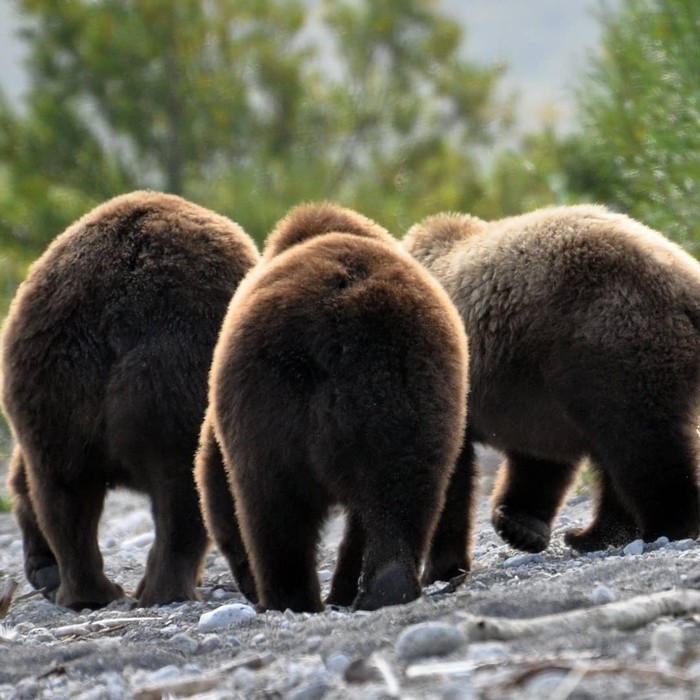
[
  {"left": 194, "top": 417, "right": 258, "bottom": 604},
  {"left": 422, "top": 441, "right": 476, "bottom": 585},
  {"left": 490, "top": 452, "right": 580, "bottom": 553},
  {"left": 7, "top": 447, "right": 60, "bottom": 595}
]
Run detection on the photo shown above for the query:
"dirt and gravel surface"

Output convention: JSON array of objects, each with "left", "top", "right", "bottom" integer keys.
[{"left": 1, "top": 451, "right": 700, "bottom": 700}]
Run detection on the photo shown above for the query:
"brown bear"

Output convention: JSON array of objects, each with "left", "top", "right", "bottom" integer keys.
[
  {"left": 404, "top": 204, "right": 700, "bottom": 562},
  {"left": 194, "top": 202, "right": 469, "bottom": 612},
  {"left": 1, "top": 191, "right": 260, "bottom": 610}
]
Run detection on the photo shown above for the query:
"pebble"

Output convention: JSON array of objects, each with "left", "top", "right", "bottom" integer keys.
[
  {"left": 199, "top": 634, "right": 222, "bottom": 653},
  {"left": 503, "top": 553, "right": 544, "bottom": 568},
  {"left": 651, "top": 624, "right": 684, "bottom": 664},
  {"left": 524, "top": 670, "right": 569, "bottom": 695},
  {"left": 197, "top": 603, "right": 257, "bottom": 630},
  {"left": 668, "top": 539, "right": 696, "bottom": 551},
  {"left": 590, "top": 583, "right": 616, "bottom": 605},
  {"left": 287, "top": 681, "right": 331, "bottom": 700},
  {"left": 317, "top": 569, "right": 333, "bottom": 583},
  {"left": 466, "top": 642, "right": 509, "bottom": 662},
  {"left": 211, "top": 587, "right": 236, "bottom": 601},
  {"left": 395, "top": 622, "right": 467, "bottom": 660},
  {"left": 170, "top": 632, "right": 199, "bottom": 654},
  {"left": 325, "top": 652, "right": 351, "bottom": 675},
  {"left": 120, "top": 531, "right": 155, "bottom": 549},
  {"left": 623, "top": 539, "right": 644, "bottom": 556},
  {"left": 138, "top": 665, "right": 181, "bottom": 685},
  {"left": 307, "top": 635, "right": 323, "bottom": 652}
]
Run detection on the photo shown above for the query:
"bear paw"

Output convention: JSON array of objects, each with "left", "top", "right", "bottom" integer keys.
[
  {"left": 492, "top": 506, "right": 551, "bottom": 552},
  {"left": 56, "top": 580, "right": 124, "bottom": 611},
  {"left": 353, "top": 561, "right": 421, "bottom": 611}
]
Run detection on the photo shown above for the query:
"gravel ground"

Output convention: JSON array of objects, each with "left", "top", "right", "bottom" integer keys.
[{"left": 1, "top": 450, "right": 700, "bottom": 699}]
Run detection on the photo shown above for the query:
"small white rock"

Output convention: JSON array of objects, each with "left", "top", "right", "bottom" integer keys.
[
  {"left": 317, "top": 569, "right": 333, "bottom": 583},
  {"left": 212, "top": 587, "right": 235, "bottom": 601},
  {"left": 252, "top": 632, "right": 266, "bottom": 645},
  {"left": 120, "top": 532, "right": 155, "bottom": 549},
  {"left": 590, "top": 583, "right": 615, "bottom": 605},
  {"left": 140, "top": 665, "right": 181, "bottom": 684},
  {"left": 668, "top": 539, "right": 696, "bottom": 551},
  {"left": 622, "top": 539, "right": 644, "bottom": 556},
  {"left": 654, "top": 536, "right": 670, "bottom": 547},
  {"left": 198, "top": 603, "right": 257, "bottom": 630},
  {"left": 325, "top": 652, "right": 351, "bottom": 675},
  {"left": 395, "top": 622, "right": 466, "bottom": 660},
  {"left": 524, "top": 670, "right": 568, "bottom": 695},
  {"left": 651, "top": 624, "right": 684, "bottom": 664},
  {"left": 466, "top": 642, "right": 509, "bottom": 662},
  {"left": 307, "top": 635, "right": 323, "bottom": 652},
  {"left": 503, "top": 553, "right": 543, "bottom": 568}
]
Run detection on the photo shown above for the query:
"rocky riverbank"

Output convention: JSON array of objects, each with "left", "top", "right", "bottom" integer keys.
[{"left": 1, "top": 460, "right": 700, "bottom": 699}]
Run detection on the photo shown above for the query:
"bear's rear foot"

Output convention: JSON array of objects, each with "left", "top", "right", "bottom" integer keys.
[
  {"left": 26, "top": 558, "right": 61, "bottom": 597},
  {"left": 491, "top": 506, "right": 550, "bottom": 553},
  {"left": 564, "top": 521, "right": 639, "bottom": 552},
  {"left": 55, "top": 579, "right": 124, "bottom": 611},
  {"left": 136, "top": 574, "right": 201, "bottom": 608},
  {"left": 421, "top": 552, "right": 469, "bottom": 586},
  {"left": 353, "top": 561, "right": 421, "bottom": 611}
]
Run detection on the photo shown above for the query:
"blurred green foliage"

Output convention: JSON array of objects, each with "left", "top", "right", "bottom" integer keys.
[
  {"left": 574, "top": 0, "right": 700, "bottom": 249},
  {"left": 0, "top": 0, "right": 511, "bottom": 294}
]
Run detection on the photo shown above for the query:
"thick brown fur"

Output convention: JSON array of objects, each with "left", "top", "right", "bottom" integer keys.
[
  {"left": 404, "top": 204, "right": 700, "bottom": 556},
  {"left": 195, "top": 202, "right": 468, "bottom": 612},
  {"left": 1, "top": 191, "right": 259, "bottom": 609}
]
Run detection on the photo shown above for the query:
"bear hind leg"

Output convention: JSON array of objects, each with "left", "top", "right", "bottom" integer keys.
[
  {"left": 422, "top": 441, "right": 477, "bottom": 585},
  {"left": 564, "top": 466, "right": 639, "bottom": 551},
  {"left": 595, "top": 430, "right": 699, "bottom": 545},
  {"left": 136, "top": 461, "right": 209, "bottom": 607},
  {"left": 25, "top": 453, "right": 123, "bottom": 610},
  {"left": 194, "top": 421, "right": 257, "bottom": 604},
  {"left": 491, "top": 452, "right": 579, "bottom": 552},
  {"left": 8, "top": 447, "right": 60, "bottom": 596},
  {"left": 237, "top": 479, "right": 328, "bottom": 613}
]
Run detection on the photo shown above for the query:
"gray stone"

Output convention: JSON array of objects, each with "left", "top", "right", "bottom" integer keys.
[
  {"left": 170, "top": 632, "right": 199, "bottom": 654},
  {"left": 623, "top": 539, "right": 644, "bottom": 556},
  {"left": 503, "top": 553, "right": 544, "bottom": 568},
  {"left": 287, "top": 681, "right": 330, "bottom": 700},
  {"left": 395, "top": 622, "right": 466, "bottom": 660},
  {"left": 325, "top": 652, "right": 351, "bottom": 675}
]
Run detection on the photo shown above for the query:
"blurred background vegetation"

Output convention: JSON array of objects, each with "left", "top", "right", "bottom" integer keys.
[{"left": 0, "top": 0, "right": 699, "bottom": 461}]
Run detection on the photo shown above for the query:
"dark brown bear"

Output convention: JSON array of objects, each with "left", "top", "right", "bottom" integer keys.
[
  {"left": 404, "top": 204, "right": 700, "bottom": 564},
  {"left": 1, "top": 191, "right": 259, "bottom": 609},
  {"left": 195, "top": 202, "right": 468, "bottom": 612}
]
